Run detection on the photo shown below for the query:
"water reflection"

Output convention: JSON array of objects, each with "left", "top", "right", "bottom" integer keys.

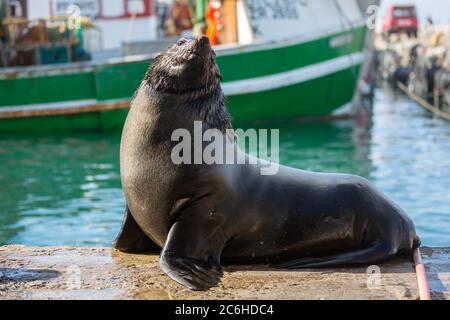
[{"left": 0, "top": 134, "right": 123, "bottom": 246}]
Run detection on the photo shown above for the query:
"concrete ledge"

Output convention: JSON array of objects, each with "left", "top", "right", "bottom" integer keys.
[{"left": 0, "top": 246, "right": 448, "bottom": 300}]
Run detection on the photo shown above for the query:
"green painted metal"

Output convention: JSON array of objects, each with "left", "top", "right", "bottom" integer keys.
[
  {"left": 219, "top": 27, "right": 366, "bottom": 82},
  {"left": 0, "top": 72, "right": 96, "bottom": 106},
  {"left": 0, "top": 66, "right": 359, "bottom": 133},
  {"left": 0, "top": 109, "right": 129, "bottom": 133},
  {"left": 95, "top": 61, "right": 148, "bottom": 100},
  {"left": 228, "top": 67, "right": 360, "bottom": 122}
]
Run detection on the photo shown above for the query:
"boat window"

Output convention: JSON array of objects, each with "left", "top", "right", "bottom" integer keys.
[{"left": 393, "top": 8, "right": 415, "bottom": 18}]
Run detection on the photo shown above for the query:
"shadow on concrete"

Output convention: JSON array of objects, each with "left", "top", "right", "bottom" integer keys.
[
  {"left": 421, "top": 247, "right": 450, "bottom": 300},
  {"left": 0, "top": 268, "right": 61, "bottom": 283}
]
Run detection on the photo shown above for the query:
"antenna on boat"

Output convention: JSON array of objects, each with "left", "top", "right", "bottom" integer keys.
[
  {"left": 333, "top": 0, "right": 358, "bottom": 81},
  {"left": 127, "top": 0, "right": 145, "bottom": 43},
  {"left": 0, "top": 40, "right": 7, "bottom": 68}
]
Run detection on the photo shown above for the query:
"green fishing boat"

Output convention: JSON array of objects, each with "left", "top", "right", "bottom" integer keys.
[{"left": 0, "top": 0, "right": 375, "bottom": 133}]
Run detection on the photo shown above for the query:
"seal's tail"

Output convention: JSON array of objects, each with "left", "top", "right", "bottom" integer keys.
[{"left": 272, "top": 240, "right": 396, "bottom": 269}]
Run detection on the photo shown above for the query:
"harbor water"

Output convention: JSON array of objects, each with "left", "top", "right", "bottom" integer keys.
[{"left": 1, "top": 88, "right": 449, "bottom": 247}]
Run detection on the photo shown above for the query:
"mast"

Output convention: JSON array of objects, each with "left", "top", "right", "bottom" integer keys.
[
  {"left": 0, "top": 0, "right": 6, "bottom": 67},
  {"left": 194, "top": 0, "right": 206, "bottom": 36}
]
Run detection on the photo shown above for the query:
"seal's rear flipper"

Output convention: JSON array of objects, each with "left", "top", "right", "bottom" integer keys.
[
  {"left": 272, "top": 241, "right": 396, "bottom": 269},
  {"left": 113, "top": 205, "right": 161, "bottom": 253}
]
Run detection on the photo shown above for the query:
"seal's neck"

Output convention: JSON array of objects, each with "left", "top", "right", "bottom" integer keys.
[
  {"left": 178, "top": 86, "right": 232, "bottom": 133},
  {"left": 146, "top": 82, "right": 232, "bottom": 133},
  {"left": 145, "top": 72, "right": 221, "bottom": 97},
  {"left": 197, "top": 88, "right": 232, "bottom": 133}
]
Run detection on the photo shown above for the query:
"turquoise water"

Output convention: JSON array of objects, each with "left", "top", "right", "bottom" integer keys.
[{"left": 0, "top": 89, "right": 449, "bottom": 247}]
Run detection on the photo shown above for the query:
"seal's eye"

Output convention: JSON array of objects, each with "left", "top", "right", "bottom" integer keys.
[{"left": 177, "top": 39, "right": 187, "bottom": 46}]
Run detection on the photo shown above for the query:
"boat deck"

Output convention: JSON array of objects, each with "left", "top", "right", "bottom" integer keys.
[{"left": 0, "top": 246, "right": 448, "bottom": 300}]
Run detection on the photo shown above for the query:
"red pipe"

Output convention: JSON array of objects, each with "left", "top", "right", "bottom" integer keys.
[{"left": 413, "top": 248, "right": 431, "bottom": 300}]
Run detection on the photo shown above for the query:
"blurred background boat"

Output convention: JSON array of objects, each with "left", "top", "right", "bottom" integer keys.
[{"left": 0, "top": 0, "right": 377, "bottom": 133}]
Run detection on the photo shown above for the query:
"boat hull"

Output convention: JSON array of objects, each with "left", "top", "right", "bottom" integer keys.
[
  {"left": 0, "top": 67, "right": 359, "bottom": 133},
  {"left": 0, "top": 26, "right": 366, "bottom": 133}
]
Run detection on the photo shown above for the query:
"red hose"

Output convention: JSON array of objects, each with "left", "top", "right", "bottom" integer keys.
[{"left": 413, "top": 248, "right": 431, "bottom": 300}]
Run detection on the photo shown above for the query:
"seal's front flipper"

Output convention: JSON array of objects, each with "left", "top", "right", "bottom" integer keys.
[
  {"left": 113, "top": 206, "right": 161, "bottom": 253},
  {"left": 159, "top": 207, "right": 226, "bottom": 291},
  {"left": 160, "top": 252, "right": 223, "bottom": 290},
  {"left": 273, "top": 241, "right": 396, "bottom": 269}
]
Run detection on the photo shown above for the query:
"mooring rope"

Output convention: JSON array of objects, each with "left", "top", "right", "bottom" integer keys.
[
  {"left": 397, "top": 81, "right": 450, "bottom": 121},
  {"left": 332, "top": 0, "right": 359, "bottom": 81}
]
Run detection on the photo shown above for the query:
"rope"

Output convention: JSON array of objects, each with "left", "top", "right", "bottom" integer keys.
[
  {"left": 397, "top": 81, "right": 450, "bottom": 121},
  {"left": 413, "top": 248, "right": 431, "bottom": 300},
  {"left": 332, "top": 0, "right": 358, "bottom": 80}
]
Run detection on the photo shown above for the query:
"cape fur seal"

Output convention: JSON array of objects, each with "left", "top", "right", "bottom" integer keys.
[{"left": 114, "top": 36, "right": 420, "bottom": 291}]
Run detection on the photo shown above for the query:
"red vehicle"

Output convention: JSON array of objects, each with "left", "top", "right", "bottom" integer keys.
[{"left": 382, "top": 5, "right": 418, "bottom": 38}]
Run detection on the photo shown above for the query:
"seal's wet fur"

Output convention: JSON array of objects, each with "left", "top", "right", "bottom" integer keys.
[{"left": 115, "top": 36, "right": 421, "bottom": 291}]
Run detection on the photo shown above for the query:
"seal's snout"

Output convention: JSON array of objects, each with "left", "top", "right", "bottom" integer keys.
[
  {"left": 196, "top": 35, "right": 210, "bottom": 47},
  {"left": 146, "top": 33, "right": 221, "bottom": 92}
]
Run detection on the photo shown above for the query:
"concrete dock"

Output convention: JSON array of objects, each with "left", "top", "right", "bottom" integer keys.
[{"left": 0, "top": 246, "right": 448, "bottom": 300}]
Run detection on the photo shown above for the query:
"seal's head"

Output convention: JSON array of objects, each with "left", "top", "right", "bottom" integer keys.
[{"left": 146, "top": 36, "right": 222, "bottom": 94}]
